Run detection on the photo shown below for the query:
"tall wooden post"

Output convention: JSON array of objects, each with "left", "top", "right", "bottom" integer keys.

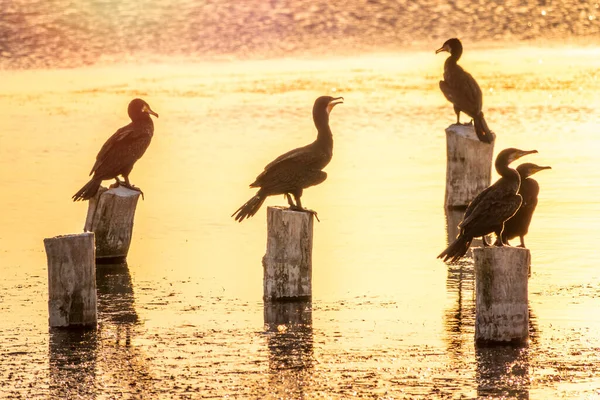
[
  {"left": 263, "top": 207, "right": 313, "bottom": 302},
  {"left": 445, "top": 124, "right": 494, "bottom": 208},
  {"left": 473, "top": 246, "right": 530, "bottom": 345},
  {"left": 84, "top": 186, "right": 141, "bottom": 261},
  {"left": 44, "top": 232, "right": 97, "bottom": 328}
]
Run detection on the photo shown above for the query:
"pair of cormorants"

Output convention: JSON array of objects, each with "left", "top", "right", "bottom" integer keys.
[
  {"left": 438, "top": 148, "right": 550, "bottom": 263},
  {"left": 72, "top": 96, "right": 344, "bottom": 224}
]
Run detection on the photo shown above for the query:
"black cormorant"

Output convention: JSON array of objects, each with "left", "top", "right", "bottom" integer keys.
[
  {"left": 499, "top": 163, "right": 551, "bottom": 247},
  {"left": 438, "top": 148, "right": 538, "bottom": 263},
  {"left": 72, "top": 98, "right": 158, "bottom": 201},
  {"left": 436, "top": 38, "right": 496, "bottom": 144},
  {"left": 232, "top": 95, "right": 343, "bottom": 222}
]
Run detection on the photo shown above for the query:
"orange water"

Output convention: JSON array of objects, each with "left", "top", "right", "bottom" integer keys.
[{"left": 1, "top": 48, "right": 600, "bottom": 397}]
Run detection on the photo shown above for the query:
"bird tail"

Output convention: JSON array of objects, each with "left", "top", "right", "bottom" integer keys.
[
  {"left": 72, "top": 178, "right": 102, "bottom": 202},
  {"left": 231, "top": 194, "right": 265, "bottom": 222},
  {"left": 474, "top": 112, "right": 495, "bottom": 144},
  {"left": 438, "top": 234, "right": 473, "bottom": 263}
]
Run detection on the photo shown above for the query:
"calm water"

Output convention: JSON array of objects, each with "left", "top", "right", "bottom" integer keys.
[{"left": 2, "top": 1, "right": 600, "bottom": 399}]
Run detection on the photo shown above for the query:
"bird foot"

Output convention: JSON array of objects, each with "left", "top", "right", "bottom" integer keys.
[
  {"left": 493, "top": 239, "right": 505, "bottom": 247},
  {"left": 121, "top": 182, "right": 145, "bottom": 200},
  {"left": 288, "top": 205, "right": 320, "bottom": 222},
  {"left": 517, "top": 244, "right": 526, "bottom": 248}
]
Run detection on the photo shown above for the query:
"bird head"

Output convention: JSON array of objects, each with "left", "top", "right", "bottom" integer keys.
[
  {"left": 128, "top": 98, "right": 159, "bottom": 120},
  {"left": 313, "top": 96, "right": 344, "bottom": 119},
  {"left": 516, "top": 163, "right": 552, "bottom": 178},
  {"left": 436, "top": 38, "right": 463, "bottom": 56},
  {"left": 497, "top": 148, "right": 538, "bottom": 167}
]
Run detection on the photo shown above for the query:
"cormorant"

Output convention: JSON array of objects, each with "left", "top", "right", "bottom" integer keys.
[
  {"left": 232, "top": 95, "right": 344, "bottom": 222},
  {"left": 438, "top": 148, "right": 538, "bottom": 263},
  {"left": 72, "top": 98, "right": 158, "bottom": 201},
  {"left": 436, "top": 38, "right": 496, "bottom": 144},
  {"left": 499, "top": 163, "right": 551, "bottom": 247}
]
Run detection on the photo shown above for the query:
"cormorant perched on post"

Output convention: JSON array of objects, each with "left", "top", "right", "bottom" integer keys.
[
  {"left": 438, "top": 148, "right": 538, "bottom": 263},
  {"left": 232, "top": 95, "right": 344, "bottom": 222},
  {"left": 498, "top": 163, "right": 551, "bottom": 247},
  {"left": 436, "top": 38, "right": 496, "bottom": 144},
  {"left": 72, "top": 98, "right": 158, "bottom": 201}
]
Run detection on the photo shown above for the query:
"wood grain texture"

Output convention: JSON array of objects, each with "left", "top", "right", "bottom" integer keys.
[
  {"left": 84, "top": 186, "right": 141, "bottom": 259},
  {"left": 444, "top": 124, "right": 494, "bottom": 208},
  {"left": 474, "top": 246, "right": 530, "bottom": 345},
  {"left": 44, "top": 232, "right": 97, "bottom": 328},
  {"left": 263, "top": 207, "right": 313, "bottom": 301}
]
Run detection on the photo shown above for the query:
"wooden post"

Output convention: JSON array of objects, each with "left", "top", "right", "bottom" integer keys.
[
  {"left": 473, "top": 246, "right": 530, "bottom": 345},
  {"left": 44, "top": 232, "right": 97, "bottom": 328},
  {"left": 445, "top": 124, "right": 494, "bottom": 208},
  {"left": 84, "top": 186, "right": 141, "bottom": 261},
  {"left": 263, "top": 206, "right": 313, "bottom": 302}
]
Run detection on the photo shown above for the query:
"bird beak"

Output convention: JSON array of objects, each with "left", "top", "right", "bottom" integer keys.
[
  {"left": 142, "top": 104, "right": 159, "bottom": 118},
  {"left": 435, "top": 44, "right": 449, "bottom": 54},
  {"left": 511, "top": 149, "right": 537, "bottom": 163},
  {"left": 519, "top": 149, "right": 538, "bottom": 157},
  {"left": 327, "top": 97, "right": 344, "bottom": 114},
  {"left": 534, "top": 165, "right": 552, "bottom": 173}
]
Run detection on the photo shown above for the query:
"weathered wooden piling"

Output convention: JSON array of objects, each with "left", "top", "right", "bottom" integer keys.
[
  {"left": 444, "top": 124, "right": 494, "bottom": 208},
  {"left": 473, "top": 246, "right": 530, "bottom": 345},
  {"left": 44, "top": 232, "right": 97, "bottom": 328},
  {"left": 84, "top": 186, "right": 141, "bottom": 261},
  {"left": 262, "top": 206, "right": 313, "bottom": 302}
]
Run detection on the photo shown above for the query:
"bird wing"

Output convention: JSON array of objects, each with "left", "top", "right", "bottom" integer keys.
[
  {"left": 461, "top": 184, "right": 495, "bottom": 225},
  {"left": 442, "top": 65, "right": 483, "bottom": 117},
  {"left": 250, "top": 144, "right": 325, "bottom": 191},
  {"left": 90, "top": 123, "right": 152, "bottom": 178},
  {"left": 461, "top": 190, "right": 522, "bottom": 236}
]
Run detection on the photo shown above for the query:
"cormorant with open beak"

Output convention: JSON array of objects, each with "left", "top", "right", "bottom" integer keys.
[{"left": 232, "top": 96, "right": 343, "bottom": 222}]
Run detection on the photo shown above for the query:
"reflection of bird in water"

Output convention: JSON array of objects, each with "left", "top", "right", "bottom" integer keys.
[
  {"left": 232, "top": 96, "right": 343, "bottom": 222},
  {"left": 499, "top": 163, "right": 551, "bottom": 247},
  {"left": 438, "top": 148, "right": 538, "bottom": 263},
  {"left": 73, "top": 98, "right": 158, "bottom": 201},
  {"left": 436, "top": 38, "right": 495, "bottom": 144}
]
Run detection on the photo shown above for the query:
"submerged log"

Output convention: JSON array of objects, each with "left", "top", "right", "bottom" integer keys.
[
  {"left": 84, "top": 185, "right": 141, "bottom": 261},
  {"left": 263, "top": 206, "right": 313, "bottom": 302},
  {"left": 474, "top": 246, "right": 530, "bottom": 345},
  {"left": 444, "top": 124, "right": 494, "bottom": 208},
  {"left": 44, "top": 232, "right": 97, "bottom": 328}
]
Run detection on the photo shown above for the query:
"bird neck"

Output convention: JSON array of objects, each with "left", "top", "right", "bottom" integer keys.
[
  {"left": 133, "top": 114, "right": 154, "bottom": 126},
  {"left": 314, "top": 113, "right": 333, "bottom": 148},
  {"left": 447, "top": 48, "right": 462, "bottom": 64},
  {"left": 496, "top": 162, "right": 521, "bottom": 189}
]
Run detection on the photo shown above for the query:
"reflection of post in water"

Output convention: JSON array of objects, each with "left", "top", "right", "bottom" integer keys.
[
  {"left": 96, "top": 262, "right": 138, "bottom": 328},
  {"left": 443, "top": 256, "right": 475, "bottom": 359},
  {"left": 96, "top": 261, "right": 154, "bottom": 392},
  {"left": 49, "top": 328, "right": 98, "bottom": 398},
  {"left": 476, "top": 345, "right": 530, "bottom": 399},
  {"left": 445, "top": 207, "right": 487, "bottom": 252},
  {"left": 265, "top": 301, "right": 314, "bottom": 399}
]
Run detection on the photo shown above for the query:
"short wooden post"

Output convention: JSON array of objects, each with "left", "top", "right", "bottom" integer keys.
[
  {"left": 474, "top": 247, "right": 530, "bottom": 345},
  {"left": 84, "top": 186, "right": 141, "bottom": 261},
  {"left": 44, "top": 232, "right": 97, "bottom": 328},
  {"left": 445, "top": 124, "right": 494, "bottom": 208},
  {"left": 263, "top": 206, "right": 313, "bottom": 302}
]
